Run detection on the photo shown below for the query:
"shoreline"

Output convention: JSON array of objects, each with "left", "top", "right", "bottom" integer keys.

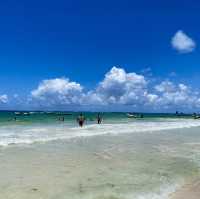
[
  {"left": 170, "top": 179, "right": 200, "bottom": 199},
  {"left": 0, "top": 126, "right": 200, "bottom": 198},
  {"left": 1, "top": 120, "right": 200, "bottom": 147}
]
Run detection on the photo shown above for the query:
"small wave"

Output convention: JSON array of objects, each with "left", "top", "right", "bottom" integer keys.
[{"left": 0, "top": 119, "right": 200, "bottom": 147}]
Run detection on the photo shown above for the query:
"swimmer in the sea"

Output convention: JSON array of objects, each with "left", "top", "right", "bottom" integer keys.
[
  {"left": 77, "top": 113, "right": 85, "bottom": 127},
  {"left": 97, "top": 113, "right": 102, "bottom": 124},
  {"left": 58, "top": 116, "right": 64, "bottom": 121}
]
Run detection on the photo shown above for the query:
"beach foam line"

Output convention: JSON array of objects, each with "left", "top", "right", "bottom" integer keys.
[{"left": 0, "top": 119, "right": 200, "bottom": 146}]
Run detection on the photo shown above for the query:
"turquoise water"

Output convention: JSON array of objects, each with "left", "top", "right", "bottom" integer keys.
[
  {"left": 0, "top": 111, "right": 194, "bottom": 125},
  {"left": 0, "top": 111, "right": 199, "bottom": 146}
]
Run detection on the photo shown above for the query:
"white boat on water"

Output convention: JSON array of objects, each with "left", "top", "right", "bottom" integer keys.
[
  {"left": 126, "top": 113, "right": 137, "bottom": 118},
  {"left": 23, "top": 112, "right": 30, "bottom": 116},
  {"left": 14, "top": 112, "right": 30, "bottom": 116},
  {"left": 14, "top": 112, "right": 22, "bottom": 115}
]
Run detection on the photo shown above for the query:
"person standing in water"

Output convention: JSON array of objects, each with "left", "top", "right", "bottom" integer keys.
[
  {"left": 77, "top": 113, "right": 85, "bottom": 127},
  {"left": 58, "top": 116, "right": 64, "bottom": 122},
  {"left": 97, "top": 113, "right": 102, "bottom": 124}
]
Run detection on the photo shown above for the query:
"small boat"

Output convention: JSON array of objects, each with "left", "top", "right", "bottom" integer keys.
[
  {"left": 23, "top": 112, "right": 30, "bottom": 116},
  {"left": 126, "top": 113, "right": 144, "bottom": 118},
  {"left": 14, "top": 112, "right": 23, "bottom": 116},
  {"left": 15, "top": 112, "right": 30, "bottom": 116},
  {"left": 126, "top": 113, "right": 137, "bottom": 118},
  {"left": 29, "top": 112, "right": 36, "bottom": 114}
]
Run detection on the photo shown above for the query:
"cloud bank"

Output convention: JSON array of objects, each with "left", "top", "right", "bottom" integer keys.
[
  {"left": 29, "top": 67, "right": 200, "bottom": 112},
  {"left": 31, "top": 78, "right": 84, "bottom": 107},
  {"left": 1, "top": 66, "right": 199, "bottom": 112}
]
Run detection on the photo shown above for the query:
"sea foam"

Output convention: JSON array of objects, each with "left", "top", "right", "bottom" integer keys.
[{"left": 0, "top": 119, "right": 200, "bottom": 146}]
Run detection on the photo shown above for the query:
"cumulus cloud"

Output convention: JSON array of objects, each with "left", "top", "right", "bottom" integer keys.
[
  {"left": 0, "top": 94, "right": 8, "bottom": 104},
  {"left": 31, "top": 78, "right": 84, "bottom": 106},
  {"left": 155, "top": 81, "right": 176, "bottom": 93},
  {"left": 30, "top": 67, "right": 200, "bottom": 111},
  {"left": 31, "top": 67, "right": 152, "bottom": 108},
  {"left": 171, "top": 30, "right": 196, "bottom": 53},
  {"left": 87, "top": 66, "right": 148, "bottom": 105},
  {"left": 153, "top": 81, "right": 200, "bottom": 110}
]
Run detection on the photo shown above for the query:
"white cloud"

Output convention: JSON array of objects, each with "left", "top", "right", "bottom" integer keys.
[
  {"left": 155, "top": 81, "right": 176, "bottom": 93},
  {"left": 31, "top": 78, "right": 84, "bottom": 106},
  {"left": 178, "top": 83, "right": 188, "bottom": 91},
  {"left": 0, "top": 95, "right": 8, "bottom": 104},
  {"left": 90, "top": 66, "right": 148, "bottom": 105},
  {"left": 171, "top": 30, "right": 196, "bottom": 53},
  {"left": 146, "top": 93, "right": 158, "bottom": 104},
  {"left": 31, "top": 67, "right": 151, "bottom": 108},
  {"left": 153, "top": 81, "right": 200, "bottom": 110},
  {"left": 30, "top": 67, "right": 200, "bottom": 111}
]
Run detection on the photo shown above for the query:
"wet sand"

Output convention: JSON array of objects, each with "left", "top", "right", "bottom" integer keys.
[{"left": 170, "top": 179, "right": 200, "bottom": 199}]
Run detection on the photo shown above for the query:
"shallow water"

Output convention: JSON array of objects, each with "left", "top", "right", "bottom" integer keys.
[
  {"left": 0, "top": 112, "right": 200, "bottom": 198},
  {"left": 0, "top": 113, "right": 200, "bottom": 146},
  {"left": 0, "top": 125, "right": 200, "bottom": 199}
]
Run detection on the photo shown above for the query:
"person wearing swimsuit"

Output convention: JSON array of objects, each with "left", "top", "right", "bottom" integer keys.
[
  {"left": 77, "top": 113, "right": 85, "bottom": 127},
  {"left": 97, "top": 113, "right": 102, "bottom": 124}
]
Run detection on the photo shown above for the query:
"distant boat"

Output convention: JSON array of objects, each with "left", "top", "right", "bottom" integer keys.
[
  {"left": 14, "top": 112, "right": 22, "bottom": 116},
  {"left": 126, "top": 113, "right": 137, "bottom": 118},
  {"left": 23, "top": 112, "right": 30, "bottom": 116},
  {"left": 29, "top": 112, "right": 36, "bottom": 114},
  {"left": 14, "top": 112, "right": 30, "bottom": 116},
  {"left": 126, "top": 113, "right": 144, "bottom": 118}
]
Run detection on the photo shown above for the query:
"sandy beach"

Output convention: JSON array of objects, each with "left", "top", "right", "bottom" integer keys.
[{"left": 170, "top": 179, "right": 200, "bottom": 199}]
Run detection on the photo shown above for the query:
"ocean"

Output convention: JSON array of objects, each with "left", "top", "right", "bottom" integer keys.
[
  {"left": 0, "top": 111, "right": 200, "bottom": 199},
  {"left": 0, "top": 111, "right": 197, "bottom": 146}
]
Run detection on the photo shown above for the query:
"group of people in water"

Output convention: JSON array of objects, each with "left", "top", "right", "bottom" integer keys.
[
  {"left": 13, "top": 112, "right": 102, "bottom": 127},
  {"left": 13, "top": 111, "right": 200, "bottom": 127},
  {"left": 76, "top": 113, "right": 102, "bottom": 127},
  {"left": 58, "top": 113, "right": 102, "bottom": 127}
]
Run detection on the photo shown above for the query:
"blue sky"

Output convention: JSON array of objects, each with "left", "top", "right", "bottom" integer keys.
[{"left": 0, "top": 0, "right": 200, "bottom": 111}]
